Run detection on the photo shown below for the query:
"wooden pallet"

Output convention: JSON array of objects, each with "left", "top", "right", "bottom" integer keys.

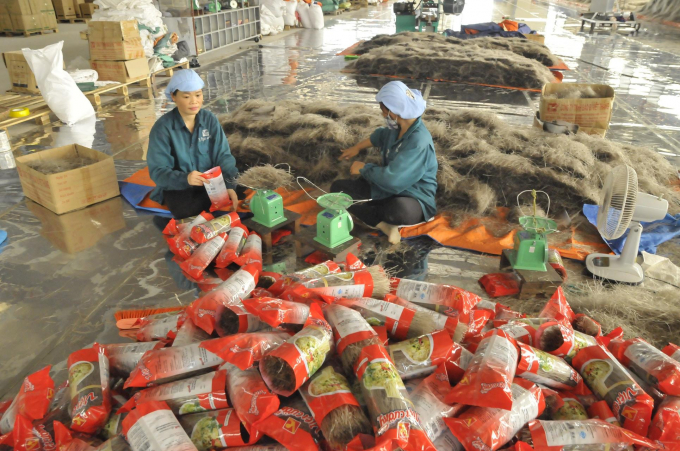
[
  {"left": 323, "top": 9, "right": 343, "bottom": 15},
  {"left": 3, "top": 28, "right": 58, "bottom": 37},
  {"left": 84, "top": 76, "right": 152, "bottom": 106},
  {"left": 140, "top": 61, "right": 191, "bottom": 87},
  {"left": 57, "top": 17, "right": 89, "bottom": 24},
  {"left": 0, "top": 93, "right": 52, "bottom": 137}
]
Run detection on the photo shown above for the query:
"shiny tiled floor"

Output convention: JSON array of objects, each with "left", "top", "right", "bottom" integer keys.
[{"left": 1, "top": 0, "right": 680, "bottom": 396}]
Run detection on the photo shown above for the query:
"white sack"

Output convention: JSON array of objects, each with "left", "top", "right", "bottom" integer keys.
[
  {"left": 309, "top": 3, "right": 324, "bottom": 29},
  {"left": 283, "top": 0, "right": 297, "bottom": 26},
  {"left": 296, "top": 1, "right": 311, "bottom": 28}
]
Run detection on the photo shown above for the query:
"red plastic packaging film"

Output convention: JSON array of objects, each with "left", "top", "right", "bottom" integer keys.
[
  {"left": 494, "top": 304, "right": 527, "bottom": 324},
  {"left": 454, "top": 309, "right": 493, "bottom": 344},
  {"left": 133, "top": 370, "right": 229, "bottom": 416},
  {"left": 0, "top": 366, "right": 54, "bottom": 435},
  {"left": 53, "top": 420, "right": 98, "bottom": 451},
  {"left": 663, "top": 343, "right": 680, "bottom": 362},
  {"left": 324, "top": 303, "right": 380, "bottom": 358},
  {"left": 528, "top": 418, "right": 658, "bottom": 450},
  {"left": 250, "top": 287, "right": 275, "bottom": 299},
  {"left": 384, "top": 294, "right": 458, "bottom": 338},
  {"left": 202, "top": 167, "right": 232, "bottom": 212},
  {"left": 445, "top": 342, "right": 473, "bottom": 385},
  {"left": 215, "top": 225, "right": 248, "bottom": 268},
  {"left": 234, "top": 233, "right": 263, "bottom": 269},
  {"left": 407, "top": 365, "right": 465, "bottom": 450},
  {"left": 572, "top": 313, "right": 602, "bottom": 338},
  {"left": 168, "top": 212, "right": 214, "bottom": 256},
  {"left": 163, "top": 216, "right": 198, "bottom": 236},
  {"left": 200, "top": 331, "right": 290, "bottom": 370},
  {"left": 390, "top": 278, "right": 481, "bottom": 315},
  {"left": 191, "top": 212, "right": 241, "bottom": 244},
  {"left": 535, "top": 322, "right": 597, "bottom": 363},
  {"left": 242, "top": 297, "right": 311, "bottom": 331},
  {"left": 336, "top": 298, "right": 417, "bottom": 341},
  {"left": 222, "top": 362, "right": 280, "bottom": 438},
  {"left": 649, "top": 396, "right": 680, "bottom": 441},
  {"left": 180, "top": 233, "right": 227, "bottom": 280},
  {"left": 498, "top": 321, "right": 538, "bottom": 346},
  {"left": 538, "top": 287, "right": 575, "bottom": 323},
  {"left": 572, "top": 343, "right": 654, "bottom": 436},
  {"left": 445, "top": 378, "right": 544, "bottom": 451},
  {"left": 253, "top": 399, "right": 326, "bottom": 451},
  {"left": 353, "top": 344, "right": 436, "bottom": 451},
  {"left": 178, "top": 408, "right": 250, "bottom": 450},
  {"left": 446, "top": 329, "right": 519, "bottom": 410},
  {"left": 0, "top": 431, "right": 11, "bottom": 451},
  {"left": 67, "top": 344, "right": 111, "bottom": 434},
  {"left": 187, "top": 264, "right": 260, "bottom": 334},
  {"left": 214, "top": 301, "right": 270, "bottom": 337},
  {"left": 587, "top": 400, "right": 620, "bottom": 425},
  {"left": 344, "top": 253, "right": 366, "bottom": 271},
  {"left": 516, "top": 343, "right": 583, "bottom": 391},
  {"left": 609, "top": 337, "right": 680, "bottom": 396},
  {"left": 551, "top": 392, "right": 589, "bottom": 420},
  {"left": 387, "top": 330, "right": 454, "bottom": 381},
  {"left": 303, "top": 269, "right": 378, "bottom": 300},
  {"left": 104, "top": 342, "right": 166, "bottom": 377},
  {"left": 478, "top": 273, "right": 520, "bottom": 298},
  {"left": 268, "top": 261, "right": 342, "bottom": 296},
  {"left": 172, "top": 319, "right": 212, "bottom": 348},
  {"left": 374, "top": 326, "right": 389, "bottom": 346},
  {"left": 547, "top": 248, "right": 567, "bottom": 281},
  {"left": 135, "top": 310, "right": 184, "bottom": 342},
  {"left": 125, "top": 342, "right": 224, "bottom": 388},
  {"left": 121, "top": 401, "right": 197, "bottom": 451},
  {"left": 259, "top": 304, "right": 333, "bottom": 396}
]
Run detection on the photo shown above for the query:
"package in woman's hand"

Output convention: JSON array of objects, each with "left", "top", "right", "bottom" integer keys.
[{"left": 202, "top": 167, "right": 231, "bottom": 212}]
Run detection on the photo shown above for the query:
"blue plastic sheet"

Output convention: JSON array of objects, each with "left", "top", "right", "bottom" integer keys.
[
  {"left": 118, "top": 181, "right": 173, "bottom": 216},
  {"left": 583, "top": 204, "right": 680, "bottom": 254}
]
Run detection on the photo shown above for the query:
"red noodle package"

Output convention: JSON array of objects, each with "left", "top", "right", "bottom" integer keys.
[
  {"left": 0, "top": 366, "right": 54, "bottom": 435},
  {"left": 353, "top": 344, "right": 436, "bottom": 451},
  {"left": 572, "top": 313, "right": 602, "bottom": 337},
  {"left": 68, "top": 344, "right": 111, "bottom": 434},
  {"left": 648, "top": 396, "right": 680, "bottom": 441},
  {"left": 180, "top": 233, "right": 227, "bottom": 280},
  {"left": 387, "top": 330, "right": 453, "bottom": 380},
  {"left": 384, "top": 294, "right": 458, "bottom": 338},
  {"left": 324, "top": 303, "right": 381, "bottom": 364},
  {"left": 188, "top": 263, "right": 259, "bottom": 334},
  {"left": 551, "top": 392, "right": 589, "bottom": 420},
  {"left": 215, "top": 225, "right": 248, "bottom": 268},
  {"left": 104, "top": 342, "right": 165, "bottom": 377},
  {"left": 0, "top": 432, "right": 11, "bottom": 451},
  {"left": 539, "top": 287, "right": 575, "bottom": 323},
  {"left": 499, "top": 321, "right": 538, "bottom": 346},
  {"left": 663, "top": 343, "right": 680, "bottom": 362},
  {"left": 516, "top": 343, "right": 583, "bottom": 391},
  {"left": 242, "top": 297, "right": 311, "bottom": 331},
  {"left": 200, "top": 331, "right": 290, "bottom": 370},
  {"left": 234, "top": 233, "right": 263, "bottom": 268},
  {"left": 202, "top": 167, "right": 231, "bottom": 212},
  {"left": 572, "top": 343, "right": 654, "bottom": 436},
  {"left": 336, "top": 297, "right": 418, "bottom": 341},
  {"left": 178, "top": 408, "right": 249, "bottom": 450},
  {"left": 168, "top": 212, "right": 214, "bottom": 256},
  {"left": 222, "top": 362, "right": 279, "bottom": 439},
  {"left": 253, "top": 398, "right": 325, "bottom": 451},
  {"left": 135, "top": 310, "right": 185, "bottom": 342},
  {"left": 269, "top": 261, "right": 342, "bottom": 296},
  {"left": 303, "top": 267, "right": 385, "bottom": 300},
  {"left": 536, "top": 322, "right": 597, "bottom": 363},
  {"left": 588, "top": 400, "right": 621, "bottom": 425},
  {"left": 446, "top": 329, "right": 519, "bottom": 410},
  {"left": 172, "top": 319, "right": 212, "bottom": 348},
  {"left": 125, "top": 341, "right": 224, "bottom": 388},
  {"left": 122, "top": 401, "right": 197, "bottom": 451},
  {"left": 478, "top": 273, "right": 521, "bottom": 298},
  {"left": 390, "top": 278, "right": 481, "bottom": 315},
  {"left": 454, "top": 309, "right": 493, "bottom": 344},
  {"left": 528, "top": 418, "right": 658, "bottom": 450},
  {"left": 260, "top": 305, "right": 333, "bottom": 396},
  {"left": 493, "top": 305, "right": 527, "bottom": 327},
  {"left": 445, "top": 378, "right": 544, "bottom": 451},
  {"left": 133, "top": 370, "right": 229, "bottom": 415},
  {"left": 445, "top": 341, "right": 473, "bottom": 384},
  {"left": 164, "top": 216, "right": 197, "bottom": 236},
  {"left": 191, "top": 212, "right": 241, "bottom": 244},
  {"left": 53, "top": 420, "right": 99, "bottom": 451},
  {"left": 214, "top": 301, "right": 270, "bottom": 337},
  {"left": 609, "top": 338, "right": 680, "bottom": 396}
]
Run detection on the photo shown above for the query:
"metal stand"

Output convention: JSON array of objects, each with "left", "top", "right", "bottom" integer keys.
[
  {"left": 243, "top": 209, "right": 301, "bottom": 254},
  {"left": 500, "top": 249, "right": 563, "bottom": 300}
]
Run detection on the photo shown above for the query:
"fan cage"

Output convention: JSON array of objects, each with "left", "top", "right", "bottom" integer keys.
[{"left": 597, "top": 165, "right": 638, "bottom": 240}]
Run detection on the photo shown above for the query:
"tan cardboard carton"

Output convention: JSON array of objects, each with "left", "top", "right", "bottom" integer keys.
[
  {"left": 539, "top": 83, "right": 615, "bottom": 131},
  {"left": 0, "top": 5, "right": 14, "bottom": 32},
  {"left": 3, "top": 51, "right": 39, "bottom": 93},
  {"left": 6, "top": 0, "right": 32, "bottom": 15},
  {"left": 10, "top": 13, "right": 43, "bottom": 32},
  {"left": 90, "top": 58, "right": 149, "bottom": 82},
  {"left": 88, "top": 20, "right": 145, "bottom": 61}
]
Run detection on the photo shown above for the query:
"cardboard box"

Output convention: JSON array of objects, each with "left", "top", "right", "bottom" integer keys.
[
  {"left": 533, "top": 115, "right": 607, "bottom": 138},
  {"left": 79, "top": 2, "right": 95, "bottom": 15},
  {"left": 0, "top": 6, "right": 13, "bottom": 32},
  {"left": 41, "top": 10, "right": 57, "bottom": 29},
  {"left": 10, "top": 13, "right": 43, "bottom": 31},
  {"left": 6, "top": 0, "right": 33, "bottom": 15},
  {"left": 72, "top": 0, "right": 85, "bottom": 16},
  {"left": 15, "top": 145, "right": 120, "bottom": 215},
  {"left": 539, "top": 83, "right": 615, "bottom": 131},
  {"left": 30, "top": 0, "right": 54, "bottom": 13},
  {"left": 88, "top": 20, "right": 145, "bottom": 60},
  {"left": 26, "top": 197, "right": 126, "bottom": 253},
  {"left": 3, "top": 51, "right": 39, "bottom": 93},
  {"left": 52, "top": 0, "right": 76, "bottom": 17},
  {"left": 90, "top": 58, "right": 148, "bottom": 82},
  {"left": 524, "top": 33, "right": 545, "bottom": 44}
]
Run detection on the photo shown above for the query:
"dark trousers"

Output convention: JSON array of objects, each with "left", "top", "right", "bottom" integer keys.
[
  {"left": 164, "top": 186, "right": 248, "bottom": 219},
  {"left": 330, "top": 178, "right": 424, "bottom": 227}
]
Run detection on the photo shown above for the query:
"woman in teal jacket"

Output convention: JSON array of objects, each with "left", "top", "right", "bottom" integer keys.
[
  {"left": 333, "top": 81, "right": 438, "bottom": 244},
  {"left": 147, "top": 69, "right": 239, "bottom": 218}
]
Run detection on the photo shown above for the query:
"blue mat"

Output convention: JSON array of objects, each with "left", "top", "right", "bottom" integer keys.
[
  {"left": 118, "top": 181, "right": 172, "bottom": 216},
  {"left": 583, "top": 204, "right": 680, "bottom": 254}
]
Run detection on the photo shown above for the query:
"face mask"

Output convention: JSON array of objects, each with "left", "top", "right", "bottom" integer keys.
[{"left": 384, "top": 113, "right": 398, "bottom": 130}]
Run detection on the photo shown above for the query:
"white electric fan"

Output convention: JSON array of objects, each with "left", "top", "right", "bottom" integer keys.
[{"left": 586, "top": 164, "right": 668, "bottom": 283}]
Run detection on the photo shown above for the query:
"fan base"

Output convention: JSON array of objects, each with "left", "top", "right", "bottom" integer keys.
[{"left": 585, "top": 254, "right": 644, "bottom": 284}]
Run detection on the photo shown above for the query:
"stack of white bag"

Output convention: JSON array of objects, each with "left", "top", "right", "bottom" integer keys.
[
  {"left": 92, "top": 0, "right": 166, "bottom": 58},
  {"left": 283, "top": 0, "right": 297, "bottom": 26},
  {"left": 260, "top": 3, "right": 285, "bottom": 35},
  {"left": 297, "top": 1, "right": 324, "bottom": 29}
]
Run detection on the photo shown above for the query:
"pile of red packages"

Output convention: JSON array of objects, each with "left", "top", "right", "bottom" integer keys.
[{"left": 3, "top": 248, "right": 679, "bottom": 451}]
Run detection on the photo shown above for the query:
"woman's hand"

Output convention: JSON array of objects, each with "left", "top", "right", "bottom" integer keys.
[
  {"left": 187, "top": 171, "right": 206, "bottom": 186},
  {"left": 339, "top": 146, "right": 360, "bottom": 161},
  {"left": 228, "top": 189, "right": 239, "bottom": 211},
  {"left": 350, "top": 161, "right": 366, "bottom": 175}
]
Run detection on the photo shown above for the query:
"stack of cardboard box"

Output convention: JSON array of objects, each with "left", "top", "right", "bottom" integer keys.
[
  {"left": 0, "top": 0, "right": 58, "bottom": 34},
  {"left": 3, "top": 51, "right": 40, "bottom": 93},
  {"left": 79, "top": 0, "right": 97, "bottom": 18},
  {"left": 89, "top": 20, "right": 149, "bottom": 83},
  {"left": 51, "top": 0, "right": 76, "bottom": 20}
]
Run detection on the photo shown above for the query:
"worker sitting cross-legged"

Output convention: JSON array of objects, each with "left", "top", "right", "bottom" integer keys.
[
  {"left": 333, "top": 81, "right": 438, "bottom": 244},
  {"left": 147, "top": 69, "right": 239, "bottom": 219}
]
